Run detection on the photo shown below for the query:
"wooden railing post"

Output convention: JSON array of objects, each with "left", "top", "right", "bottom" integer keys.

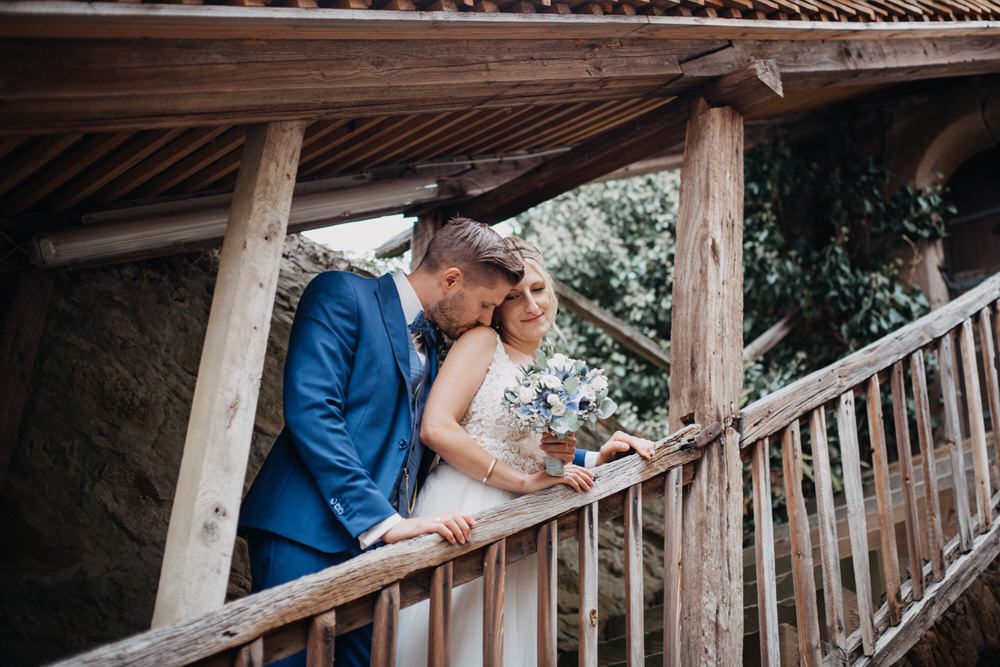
[
  {"left": 669, "top": 97, "right": 744, "bottom": 664},
  {"left": 151, "top": 120, "right": 306, "bottom": 627}
]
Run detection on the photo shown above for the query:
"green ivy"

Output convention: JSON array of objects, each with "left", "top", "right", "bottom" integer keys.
[{"left": 515, "top": 141, "right": 953, "bottom": 527}]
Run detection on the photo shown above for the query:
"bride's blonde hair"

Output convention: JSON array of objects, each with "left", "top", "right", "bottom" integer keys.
[{"left": 493, "top": 236, "right": 560, "bottom": 336}]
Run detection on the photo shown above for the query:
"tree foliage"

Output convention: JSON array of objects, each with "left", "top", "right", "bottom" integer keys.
[{"left": 515, "top": 142, "right": 952, "bottom": 438}]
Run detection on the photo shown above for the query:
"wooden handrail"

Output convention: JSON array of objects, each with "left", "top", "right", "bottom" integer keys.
[
  {"left": 743, "top": 271, "right": 1000, "bottom": 666},
  {"left": 739, "top": 272, "right": 1000, "bottom": 447},
  {"left": 57, "top": 422, "right": 717, "bottom": 667}
]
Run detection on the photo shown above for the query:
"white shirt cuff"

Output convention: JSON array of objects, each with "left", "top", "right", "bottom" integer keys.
[
  {"left": 359, "top": 513, "right": 403, "bottom": 549},
  {"left": 584, "top": 451, "right": 599, "bottom": 468}
]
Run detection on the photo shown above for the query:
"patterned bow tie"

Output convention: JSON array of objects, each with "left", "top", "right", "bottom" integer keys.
[{"left": 408, "top": 310, "right": 440, "bottom": 349}]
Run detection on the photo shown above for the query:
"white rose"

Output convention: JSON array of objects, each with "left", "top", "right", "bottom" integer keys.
[
  {"left": 581, "top": 385, "right": 596, "bottom": 402},
  {"left": 590, "top": 375, "right": 608, "bottom": 392},
  {"left": 547, "top": 393, "right": 567, "bottom": 416},
  {"left": 547, "top": 353, "right": 570, "bottom": 371},
  {"left": 540, "top": 374, "right": 562, "bottom": 389},
  {"left": 517, "top": 385, "right": 537, "bottom": 403}
]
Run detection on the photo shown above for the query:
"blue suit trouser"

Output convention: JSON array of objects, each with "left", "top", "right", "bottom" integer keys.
[{"left": 245, "top": 530, "right": 372, "bottom": 667}]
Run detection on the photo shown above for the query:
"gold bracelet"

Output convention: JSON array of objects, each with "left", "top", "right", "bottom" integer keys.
[{"left": 482, "top": 456, "right": 498, "bottom": 484}]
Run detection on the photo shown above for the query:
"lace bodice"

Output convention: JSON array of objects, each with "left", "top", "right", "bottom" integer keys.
[{"left": 460, "top": 333, "right": 546, "bottom": 475}]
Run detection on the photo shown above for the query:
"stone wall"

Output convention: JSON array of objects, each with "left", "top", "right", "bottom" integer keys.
[{"left": 0, "top": 236, "right": 356, "bottom": 665}]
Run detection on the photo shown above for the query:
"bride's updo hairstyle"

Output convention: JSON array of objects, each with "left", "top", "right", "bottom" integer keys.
[{"left": 493, "top": 236, "right": 559, "bottom": 334}]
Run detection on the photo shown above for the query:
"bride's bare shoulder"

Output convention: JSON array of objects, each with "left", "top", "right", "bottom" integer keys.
[{"left": 451, "top": 325, "right": 499, "bottom": 353}]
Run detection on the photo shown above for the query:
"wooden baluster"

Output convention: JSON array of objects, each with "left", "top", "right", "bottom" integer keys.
[
  {"left": 578, "top": 501, "right": 599, "bottom": 667},
  {"left": 483, "top": 540, "right": 506, "bottom": 667},
  {"left": 890, "top": 361, "right": 924, "bottom": 600},
  {"left": 866, "top": 375, "right": 902, "bottom": 625},
  {"left": 537, "top": 521, "right": 558, "bottom": 667},
  {"left": 939, "top": 330, "right": 974, "bottom": 552},
  {"left": 837, "top": 391, "right": 876, "bottom": 655},
  {"left": 959, "top": 318, "right": 993, "bottom": 530},
  {"left": 979, "top": 307, "right": 1000, "bottom": 487},
  {"left": 371, "top": 583, "right": 400, "bottom": 667},
  {"left": 911, "top": 349, "right": 946, "bottom": 581},
  {"left": 235, "top": 637, "right": 264, "bottom": 667},
  {"left": 307, "top": 609, "right": 336, "bottom": 667},
  {"left": 428, "top": 562, "right": 453, "bottom": 667},
  {"left": 782, "top": 420, "right": 822, "bottom": 666},
  {"left": 752, "top": 437, "right": 780, "bottom": 667},
  {"left": 624, "top": 485, "right": 644, "bottom": 666},
  {"left": 809, "top": 407, "right": 847, "bottom": 664},
  {"left": 662, "top": 467, "right": 683, "bottom": 667}
]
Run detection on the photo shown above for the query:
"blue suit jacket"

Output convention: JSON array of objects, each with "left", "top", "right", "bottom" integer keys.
[{"left": 240, "top": 272, "right": 434, "bottom": 556}]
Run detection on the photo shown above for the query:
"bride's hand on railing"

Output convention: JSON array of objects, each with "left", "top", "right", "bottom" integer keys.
[
  {"left": 596, "top": 431, "right": 656, "bottom": 466},
  {"left": 381, "top": 511, "right": 476, "bottom": 545},
  {"left": 523, "top": 464, "right": 595, "bottom": 494}
]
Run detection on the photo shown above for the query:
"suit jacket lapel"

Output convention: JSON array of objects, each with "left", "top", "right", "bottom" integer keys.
[{"left": 375, "top": 274, "right": 411, "bottom": 389}]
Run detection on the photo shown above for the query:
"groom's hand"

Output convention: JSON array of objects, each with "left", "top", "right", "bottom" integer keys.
[
  {"left": 382, "top": 512, "right": 476, "bottom": 545},
  {"left": 539, "top": 432, "right": 577, "bottom": 463},
  {"left": 596, "top": 431, "right": 657, "bottom": 466}
]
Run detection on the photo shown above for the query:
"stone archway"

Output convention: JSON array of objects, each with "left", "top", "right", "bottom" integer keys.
[{"left": 885, "top": 76, "right": 1000, "bottom": 307}]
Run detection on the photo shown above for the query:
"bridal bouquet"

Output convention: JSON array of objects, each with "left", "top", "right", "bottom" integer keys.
[{"left": 503, "top": 351, "right": 617, "bottom": 476}]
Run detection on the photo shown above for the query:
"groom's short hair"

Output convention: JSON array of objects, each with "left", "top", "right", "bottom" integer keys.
[{"left": 418, "top": 217, "right": 524, "bottom": 286}]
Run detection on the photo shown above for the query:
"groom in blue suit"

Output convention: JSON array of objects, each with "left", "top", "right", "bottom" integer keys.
[{"left": 240, "top": 218, "right": 524, "bottom": 666}]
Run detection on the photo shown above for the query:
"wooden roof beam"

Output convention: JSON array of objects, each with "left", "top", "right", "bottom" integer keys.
[{"left": 437, "top": 59, "right": 782, "bottom": 225}]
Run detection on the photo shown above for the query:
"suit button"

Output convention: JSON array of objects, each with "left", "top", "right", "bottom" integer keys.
[{"left": 398, "top": 438, "right": 407, "bottom": 449}]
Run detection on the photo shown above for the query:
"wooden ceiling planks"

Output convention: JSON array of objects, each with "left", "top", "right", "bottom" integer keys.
[{"left": 132, "top": 127, "right": 246, "bottom": 199}]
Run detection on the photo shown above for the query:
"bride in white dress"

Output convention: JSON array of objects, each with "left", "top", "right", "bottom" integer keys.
[{"left": 396, "top": 238, "right": 655, "bottom": 666}]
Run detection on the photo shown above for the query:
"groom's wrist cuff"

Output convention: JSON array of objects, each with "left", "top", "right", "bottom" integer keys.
[
  {"left": 584, "top": 451, "right": 599, "bottom": 468},
  {"left": 359, "top": 513, "right": 403, "bottom": 549}
]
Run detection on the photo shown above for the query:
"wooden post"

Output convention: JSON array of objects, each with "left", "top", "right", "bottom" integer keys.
[
  {"left": 0, "top": 271, "right": 54, "bottom": 492},
  {"left": 668, "top": 97, "right": 744, "bottom": 664},
  {"left": 151, "top": 121, "right": 306, "bottom": 627},
  {"left": 411, "top": 210, "right": 445, "bottom": 270}
]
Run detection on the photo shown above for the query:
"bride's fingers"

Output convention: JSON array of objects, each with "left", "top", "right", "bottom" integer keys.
[{"left": 434, "top": 519, "right": 458, "bottom": 545}]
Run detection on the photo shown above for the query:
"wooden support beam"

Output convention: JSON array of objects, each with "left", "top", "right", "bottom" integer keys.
[
  {"left": 411, "top": 211, "right": 445, "bottom": 270},
  {"left": 0, "top": 271, "right": 53, "bottom": 492},
  {"left": 668, "top": 97, "right": 744, "bottom": 664},
  {"left": 445, "top": 59, "right": 780, "bottom": 225},
  {"left": 151, "top": 120, "right": 306, "bottom": 627}
]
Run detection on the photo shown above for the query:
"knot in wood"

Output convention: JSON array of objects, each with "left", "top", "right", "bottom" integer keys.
[{"left": 589, "top": 608, "right": 598, "bottom": 627}]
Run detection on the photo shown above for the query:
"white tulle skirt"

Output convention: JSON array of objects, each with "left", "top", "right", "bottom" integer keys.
[{"left": 395, "top": 463, "right": 537, "bottom": 666}]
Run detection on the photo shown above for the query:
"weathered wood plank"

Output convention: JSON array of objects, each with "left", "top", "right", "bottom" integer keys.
[
  {"left": 55, "top": 424, "right": 704, "bottom": 667},
  {"left": 482, "top": 540, "right": 505, "bottom": 667},
  {"left": 891, "top": 361, "right": 924, "bottom": 601},
  {"left": 959, "top": 318, "right": 993, "bottom": 529},
  {"left": 837, "top": 391, "right": 876, "bottom": 655},
  {"left": 979, "top": 308, "right": 1000, "bottom": 485},
  {"left": 553, "top": 278, "right": 670, "bottom": 371},
  {"left": 751, "top": 437, "right": 780, "bottom": 667},
  {"left": 782, "top": 421, "right": 823, "bottom": 666},
  {"left": 624, "top": 485, "right": 644, "bottom": 666},
  {"left": 411, "top": 211, "right": 445, "bottom": 271},
  {"left": 0, "top": 271, "right": 53, "bottom": 492},
  {"left": 451, "top": 62, "right": 776, "bottom": 226},
  {"left": 862, "top": 510, "right": 1000, "bottom": 666},
  {"left": 150, "top": 120, "right": 306, "bottom": 627},
  {"left": 867, "top": 375, "right": 903, "bottom": 626},
  {"left": 3, "top": 4, "right": 998, "bottom": 42},
  {"left": 743, "top": 311, "right": 800, "bottom": 364},
  {"left": 234, "top": 638, "right": 263, "bottom": 667},
  {"left": 371, "top": 584, "right": 400, "bottom": 667},
  {"left": 305, "top": 610, "right": 336, "bottom": 667},
  {"left": 428, "top": 562, "right": 452, "bottom": 667},
  {"left": 939, "top": 331, "right": 974, "bottom": 552},
  {"left": 669, "top": 97, "right": 745, "bottom": 666},
  {"left": 741, "top": 274, "right": 1000, "bottom": 447},
  {"left": 536, "top": 521, "right": 557, "bottom": 667},
  {"left": 662, "top": 466, "right": 683, "bottom": 667},
  {"left": 809, "top": 406, "right": 847, "bottom": 664},
  {"left": 910, "top": 349, "right": 946, "bottom": 581},
  {"left": 578, "top": 502, "right": 599, "bottom": 667}
]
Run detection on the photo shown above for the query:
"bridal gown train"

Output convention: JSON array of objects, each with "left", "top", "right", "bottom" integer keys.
[{"left": 396, "top": 332, "right": 545, "bottom": 667}]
